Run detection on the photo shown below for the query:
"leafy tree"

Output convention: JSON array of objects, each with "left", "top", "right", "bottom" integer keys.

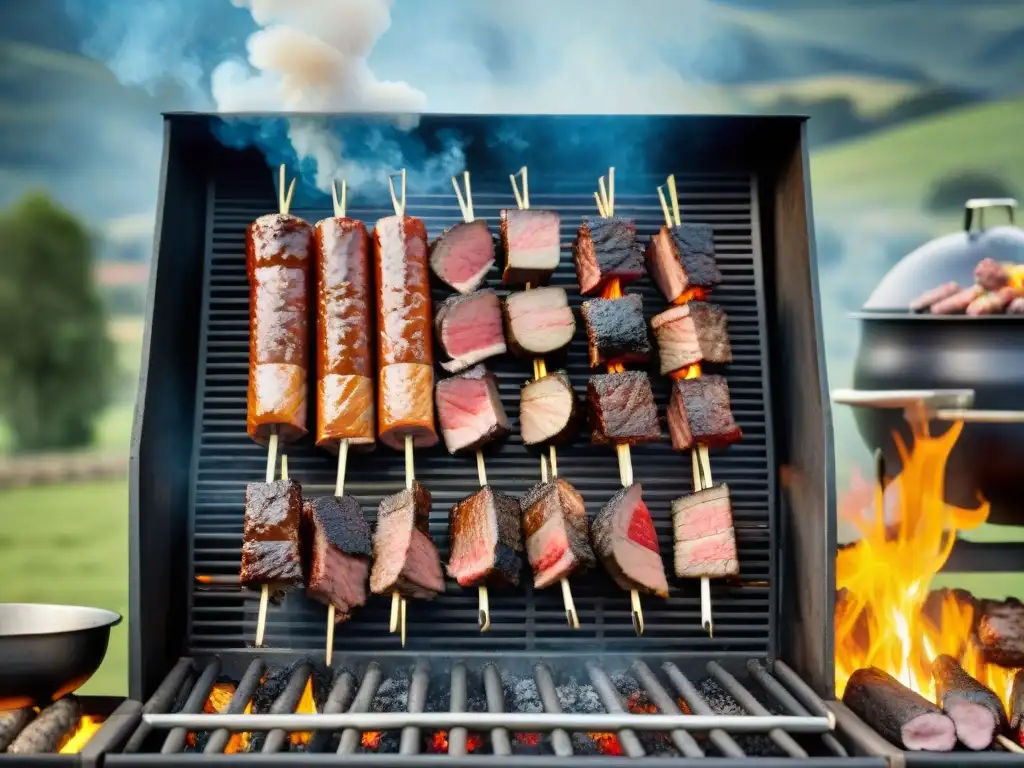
[
  {"left": 0, "top": 192, "right": 116, "bottom": 452},
  {"left": 925, "top": 172, "right": 1018, "bottom": 216}
]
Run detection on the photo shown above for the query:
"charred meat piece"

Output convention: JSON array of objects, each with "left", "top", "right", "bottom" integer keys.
[
  {"left": 572, "top": 216, "right": 645, "bottom": 296},
  {"left": 667, "top": 375, "right": 742, "bottom": 451},
  {"left": 931, "top": 654, "right": 1006, "bottom": 751},
  {"left": 447, "top": 486, "right": 523, "bottom": 588},
  {"left": 581, "top": 294, "right": 651, "bottom": 368},
  {"left": 651, "top": 301, "right": 732, "bottom": 376},
  {"left": 910, "top": 282, "right": 960, "bottom": 313},
  {"left": 500, "top": 209, "right": 561, "bottom": 286},
  {"left": 591, "top": 484, "right": 669, "bottom": 598},
  {"left": 302, "top": 496, "right": 372, "bottom": 622},
  {"left": 435, "top": 365, "right": 510, "bottom": 454},
  {"left": 521, "top": 478, "right": 596, "bottom": 589},
  {"left": 434, "top": 289, "right": 507, "bottom": 374},
  {"left": 975, "top": 257, "right": 1011, "bottom": 292},
  {"left": 967, "top": 285, "right": 1019, "bottom": 316},
  {"left": 977, "top": 597, "right": 1024, "bottom": 667},
  {"left": 672, "top": 484, "right": 738, "bottom": 579},
  {"left": 1010, "top": 669, "right": 1024, "bottom": 740},
  {"left": 430, "top": 219, "right": 495, "bottom": 294},
  {"left": 370, "top": 481, "right": 445, "bottom": 599},
  {"left": 930, "top": 285, "right": 983, "bottom": 314},
  {"left": 645, "top": 223, "right": 721, "bottom": 303},
  {"left": 504, "top": 286, "right": 576, "bottom": 357},
  {"left": 587, "top": 370, "right": 660, "bottom": 446},
  {"left": 842, "top": 667, "right": 956, "bottom": 752},
  {"left": 6, "top": 697, "right": 80, "bottom": 755},
  {"left": 241, "top": 480, "right": 303, "bottom": 589},
  {"left": 0, "top": 709, "right": 34, "bottom": 752},
  {"left": 520, "top": 370, "right": 578, "bottom": 447}
]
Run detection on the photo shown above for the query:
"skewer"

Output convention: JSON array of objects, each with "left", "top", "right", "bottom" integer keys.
[{"left": 997, "top": 734, "right": 1024, "bottom": 754}]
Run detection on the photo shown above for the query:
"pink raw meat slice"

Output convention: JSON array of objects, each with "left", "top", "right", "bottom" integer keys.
[
  {"left": 435, "top": 365, "right": 510, "bottom": 454},
  {"left": 671, "top": 484, "right": 738, "bottom": 578},
  {"left": 434, "top": 289, "right": 506, "bottom": 373},
  {"left": 429, "top": 219, "right": 495, "bottom": 294}
]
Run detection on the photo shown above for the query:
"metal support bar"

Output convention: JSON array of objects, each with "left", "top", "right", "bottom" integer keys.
[
  {"left": 662, "top": 662, "right": 746, "bottom": 757},
  {"left": 160, "top": 658, "right": 220, "bottom": 754},
  {"left": 308, "top": 670, "right": 355, "bottom": 753},
  {"left": 448, "top": 663, "right": 469, "bottom": 757},
  {"left": 482, "top": 663, "right": 512, "bottom": 756},
  {"left": 338, "top": 662, "right": 383, "bottom": 755},
  {"left": 262, "top": 663, "right": 312, "bottom": 753},
  {"left": 534, "top": 663, "right": 574, "bottom": 757},
  {"left": 203, "top": 658, "right": 264, "bottom": 754},
  {"left": 586, "top": 664, "right": 645, "bottom": 758},
  {"left": 399, "top": 659, "right": 430, "bottom": 756},
  {"left": 123, "top": 658, "right": 195, "bottom": 753},
  {"left": 771, "top": 660, "right": 837, "bottom": 729},
  {"left": 630, "top": 661, "right": 704, "bottom": 758}
]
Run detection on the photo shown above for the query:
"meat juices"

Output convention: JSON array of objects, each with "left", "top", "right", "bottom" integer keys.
[
  {"left": 591, "top": 484, "right": 669, "bottom": 598},
  {"left": 503, "top": 286, "right": 576, "bottom": 357},
  {"left": 581, "top": 294, "right": 652, "bottom": 368},
  {"left": 651, "top": 301, "right": 732, "bottom": 376},
  {"left": 447, "top": 486, "right": 523, "bottom": 588},
  {"left": 667, "top": 375, "right": 742, "bottom": 451},
  {"left": 645, "top": 223, "right": 722, "bottom": 304},
  {"left": 370, "top": 480, "right": 445, "bottom": 599},
  {"left": 572, "top": 216, "right": 645, "bottom": 296},
  {"left": 302, "top": 496, "right": 372, "bottom": 622},
  {"left": 587, "top": 370, "right": 661, "bottom": 446},
  {"left": 435, "top": 365, "right": 510, "bottom": 455},
  {"left": 977, "top": 597, "right": 1024, "bottom": 667},
  {"left": 246, "top": 213, "right": 314, "bottom": 445},
  {"left": 241, "top": 480, "right": 303, "bottom": 590},
  {"left": 374, "top": 215, "right": 438, "bottom": 450},
  {"left": 672, "top": 484, "right": 738, "bottom": 579},
  {"left": 434, "top": 289, "right": 507, "bottom": 373},
  {"left": 315, "top": 216, "right": 375, "bottom": 452},
  {"left": 521, "top": 478, "right": 596, "bottom": 589},
  {"left": 931, "top": 654, "right": 1006, "bottom": 750},
  {"left": 519, "top": 371, "right": 578, "bottom": 447},
  {"left": 500, "top": 208, "right": 561, "bottom": 286},
  {"left": 429, "top": 219, "right": 495, "bottom": 294}
]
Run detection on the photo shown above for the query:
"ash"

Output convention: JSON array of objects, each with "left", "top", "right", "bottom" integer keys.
[
  {"left": 555, "top": 677, "right": 605, "bottom": 754},
  {"left": 611, "top": 673, "right": 678, "bottom": 756},
  {"left": 360, "top": 675, "right": 409, "bottom": 754},
  {"left": 501, "top": 672, "right": 547, "bottom": 754},
  {"left": 696, "top": 677, "right": 780, "bottom": 757}
]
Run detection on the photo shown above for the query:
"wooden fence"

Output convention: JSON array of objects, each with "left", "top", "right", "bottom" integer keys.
[{"left": 0, "top": 452, "right": 126, "bottom": 488}]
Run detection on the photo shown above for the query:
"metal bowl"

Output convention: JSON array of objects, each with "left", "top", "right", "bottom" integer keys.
[{"left": 0, "top": 603, "right": 122, "bottom": 710}]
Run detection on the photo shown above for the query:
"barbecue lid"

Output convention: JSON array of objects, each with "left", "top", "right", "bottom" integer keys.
[{"left": 861, "top": 198, "right": 1024, "bottom": 312}]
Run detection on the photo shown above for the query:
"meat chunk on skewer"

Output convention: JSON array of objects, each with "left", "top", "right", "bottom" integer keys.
[
  {"left": 370, "top": 481, "right": 445, "bottom": 599},
  {"left": 975, "top": 258, "right": 1011, "bottom": 292},
  {"left": 967, "top": 285, "right": 1019, "bottom": 316},
  {"left": 591, "top": 484, "right": 669, "bottom": 598},
  {"left": 645, "top": 223, "right": 722, "bottom": 304},
  {"left": 241, "top": 480, "right": 304, "bottom": 590},
  {"left": 587, "top": 370, "right": 660, "bottom": 446},
  {"left": 500, "top": 209, "right": 561, "bottom": 286},
  {"left": 435, "top": 289, "right": 507, "bottom": 374},
  {"left": 667, "top": 375, "right": 742, "bottom": 451},
  {"left": 572, "top": 216, "right": 645, "bottom": 296},
  {"left": 503, "top": 286, "right": 576, "bottom": 357},
  {"left": 521, "top": 478, "right": 596, "bottom": 589},
  {"left": 672, "top": 484, "right": 738, "bottom": 578},
  {"left": 1010, "top": 669, "right": 1024, "bottom": 742},
  {"left": 430, "top": 219, "right": 495, "bottom": 294},
  {"left": 977, "top": 597, "right": 1024, "bottom": 667},
  {"left": 447, "top": 486, "right": 523, "bottom": 588},
  {"left": 302, "top": 496, "right": 372, "bottom": 622},
  {"left": 931, "top": 654, "right": 1006, "bottom": 751},
  {"left": 651, "top": 301, "right": 732, "bottom": 376},
  {"left": 581, "top": 294, "right": 652, "bottom": 368},
  {"left": 435, "top": 365, "right": 510, "bottom": 455},
  {"left": 520, "top": 370, "right": 578, "bottom": 448}
]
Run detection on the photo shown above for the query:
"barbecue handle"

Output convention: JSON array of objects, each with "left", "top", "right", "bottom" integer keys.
[
  {"left": 964, "top": 197, "right": 1016, "bottom": 231},
  {"left": 831, "top": 388, "right": 1024, "bottom": 423}
]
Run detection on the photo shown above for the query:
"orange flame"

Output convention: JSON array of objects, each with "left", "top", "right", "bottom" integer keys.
[
  {"left": 289, "top": 678, "right": 318, "bottom": 746},
  {"left": 59, "top": 716, "right": 105, "bottom": 754},
  {"left": 186, "top": 681, "right": 256, "bottom": 753},
  {"left": 361, "top": 731, "right": 382, "bottom": 749},
  {"left": 427, "top": 730, "right": 484, "bottom": 753},
  {"left": 835, "top": 420, "right": 1019, "bottom": 710}
]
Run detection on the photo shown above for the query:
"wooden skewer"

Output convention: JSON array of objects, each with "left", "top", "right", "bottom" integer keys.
[
  {"left": 666, "top": 174, "right": 681, "bottom": 227},
  {"left": 331, "top": 179, "right": 348, "bottom": 219},
  {"left": 997, "top": 734, "right": 1024, "bottom": 754},
  {"left": 388, "top": 169, "right": 407, "bottom": 218}
]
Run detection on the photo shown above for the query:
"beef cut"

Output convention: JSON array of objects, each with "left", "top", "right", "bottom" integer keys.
[
  {"left": 429, "top": 219, "right": 495, "bottom": 294},
  {"left": 842, "top": 667, "right": 956, "bottom": 752},
  {"left": 672, "top": 484, "right": 738, "bottom": 579},
  {"left": 651, "top": 301, "right": 732, "bottom": 376},
  {"left": 241, "top": 480, "right": 304, "bottom": 590},
  {"left": 931, "top": 654, "right": 1005, "bottom": 750},
  {"left": 667, "top": 375, "right": 742, "bottom": 451},
  {"left": 302, "top": 495, "right": 372, "bottom": 622},
  {"left": 572, "top": 216, "right": 645, "bottom": 296},
  {"left": 434, "top": 289, "right": 507, "bottom": 373},
  {"left": 977, "top": 597, "right": 1024, "bottom": 667},
  {"left": 370, "top": 480, "right": 445, "bottom": 599},
  {"left": 587, "top": 370, "right": 660, "bottom": 446},
  {"left": 521, "top": 478, "right": 596, "bottom": 589},
  {"left": 591, "top": 484, "right": 669, "bottom": 598},
  {"left": 519, "top": 370, "right": 578, "bottom": 447},
  {"left": 581, "top": 294, "right": 652, "bottom": 368},
  {"left": 645, "top": 223, "right": 722, "bottom": 303},
  {"left": 447, "top": 485, "right": 523, "bottom": 587},
  {"left": 500, "top": 209, "right": 561, "bottom": 286},
  {"left": 435, "top": 365, "right": 510, "bottom": 454},
  {"left": 503, "top": 286, "right": 576, "bottom": 357}
]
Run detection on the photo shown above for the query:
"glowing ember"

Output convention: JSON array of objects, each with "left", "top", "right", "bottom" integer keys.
[
  {"left": 289, "top": 678, "right": 318, "bottom": 746},
  {"left": 588, "top": 731, "right": 624, "bottom": 756},
  {"left": 361, "top": 731, "right": 382, "bottom": 749},
  {"left": 59, "top": 716, "right": 105, "bottom": 754},
  {"left": 835, "top": 420, "right": 1020, "bottom": 710},
  {"left": 188, "top": 681, "right": 255, "bottom": 753},
  {"left": 427, "top": 730, "right": 484, "bottom": 753},
  {"left": 515, "top": 732, "right": 541, "bottom": 746}
]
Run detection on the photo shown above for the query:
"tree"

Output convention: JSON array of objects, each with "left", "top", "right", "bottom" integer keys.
[
  {"left": 925, "top": 172, "right": 1018, "bottom": 216},
  {"left": 0, "top": 192, "right": 116, "bottom": 452}
]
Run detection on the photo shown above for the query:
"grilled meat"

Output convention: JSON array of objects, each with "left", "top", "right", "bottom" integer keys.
[
  {"left": 572, "top": 216, "right": 645, "bottom": 296},
  {"left": 447, "top": 485, "right": 523, "bottom": 588},
  {"left": 435, "top": 365, "right": 510, "bottom": 455},
  {"left": 975, "top": 258, "right": 1011, "bottom": 292},
  {"left": 843, "top": 667, "right": 956, "bottom": 752},
  {"left": 434, "top": 289, "right": 507, "bottom": 374},
  {"left": 651, "top": 301, "right": 732, "bottom": 376},
  {"left": 1010, "top": 669, "right": 1024, "bottom": 741},
  {"left": 667, "top": 375, "right": 742, "bottom": 451},
  {"left": 6, "top": 697, "right": 80, "bottom": 755},
  {"left": 591, "top": 484, "right": 669, "bottom": 598},
  {"left": 645, "top": 223, "right": 721, "bottom": 304},
  {"left": 977, "top": 597, "right": 1024, "bottom": 667},
  {"left": 931, "top": 654, "right": 1006, "bottom": 751},
  {"left": 967, "top": 285, "right": 1020, "bottom": 316},
  {"left": 930, "top": 285, "right": 983, "bottom": 314},
  {"left": 581, "top": 294, "right": 652, "bottom": 368},
  {"left": 370, "top": 481, "right": 445, "bottom": 599},
  {"left": 521, "top": 478, "right": 596, "bottom": 589},
  {"left": 672, "top": 484, "right": 738, "bottom": 578},
  {"left": 500, "top": 209, "right": 561, "bottom": 286},
  {"left": 587, "top": 370, "right": 660, "bottom": 446},
  {"left": 910, "top": 282, "right": 960, "bottom": 313},
  {"left": 241, "top": 479, "right": 303, "bottom": 589},
  {"left": 503, "top": 286, "right": 576, "bottom": 357},
  {"left": 430, "top": 219, "right": 495, "bottom": 294},
  {"left": 302, "top": 495, "right": 372, "bottom": 622},
  {"left": 519, "top": 370, "right": 578, "bottom": 448}
]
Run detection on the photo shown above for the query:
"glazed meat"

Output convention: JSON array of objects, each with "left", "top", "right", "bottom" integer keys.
[
  {"left": 519, "top": 370, "right": 578, "bottom": 447},
  {"left": 447, "top": 486, "right": 523, "bottom": 588},
  {"left": 434, "top": 289, "right": 507, "bottom": 373},
  {"left": 672, "top": 484, "right": 738, "bottom": 579},
  {"left": 977, "top": 597, "right": 1024, "bottom": 667},
  {"left": 667, "top": 375, "right": 742, "bottom": 451},
  {"left": 241, "top": 479, "right": 303, "bottom": 589},
  {"left": 370, "top": 481, "right": 445, "bottom": 599},
  {"left": 591, "top": 484, "right": 669, "bottom": 598},
  {"left": 587, "top": 370, "right": 660, "bottom": 446},
  {"left": 645, "top": 223, "right": 722, "bottom": 304},
  {"left": 651, "top": 301, "right": 732, "bottom": 376},
  {"left": 430, "top": 219, "right": 495, "bottom": 294},
  {"left": 503, "top": 286, "right": 576, "bottom": 357},
  {"left": 500, "top": 209, "right": 561, "bottom": 286},
  {"left": 435, "top": 365, "right": 510, "bottom": 455},
  {"left": 521, "top": 478, "right": 596, "bottom": 589},
  {"left": 581, "top": 294, "right": 652, "bottom": 368},
  {"left": 302, "top": 496, "right": 372, "bottom": 622},
  {"left": 572, "top": 216, "right": 645, "bottom": 296}
]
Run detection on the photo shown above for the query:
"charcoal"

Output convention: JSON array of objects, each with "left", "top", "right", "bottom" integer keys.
[
  {"left": 7, "top": 697, "right": 79, "bottom": 755},
  {"left": 842, "top": 667, "right": 955, "bottom": 751},
  {"left": 696, "top": 678, "right": 779, "bottom": 756},
  {"left": 977, "top": 597, "right": 1024, "bottom": 667},
  {"left": 572, "top": 216, "right": 645, "bottom": 296},
  {"left": 666, "top": 374, "right": 742, "bottom": 451},
  {"left": 580, "top": 294, "right": 651, "bottom": 368},
  {"left": 0, "top": 709, "right": 35, "bottom": 752},
  {"left": 932, "top": 654, "right": 1005, "bottom": 750},
  {"left": 587, "top": 370, "right": 660, "bottom": 446}
]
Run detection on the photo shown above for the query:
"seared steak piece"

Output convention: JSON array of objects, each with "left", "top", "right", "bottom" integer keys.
[
  {"left": 591, "top": 483, "right": 669, "bottom": 598},
  {"left": 581, "top": 294, "right": 651, "bottom": 368},
  {"left": 645, "top": 223, "right": 721, "bottom": 303},
  {"left": 520, "top": 370, "right": 578, "bottom": 447},
  {"left": 651, "top": 301, "right": 732, "bottom": 376},
  {"left": 521, "top": 478, "right": 596, "bottom": 589},
  {"left": 500, "top": 209, "right": 561, "bottom": 286},
  {"left": 667, "top": 375, "right": 742, "bottom": 451},
  {"left": 587, "top": 371, "right": 660, "bottom": 446},
  {"left": 447, "top": 486, "right": 523, "bottom": 588},
  {"left": 435, "top": 365, "right": 510, "bottom": 455},
  {"left": 429, "top": 219, "right": 495, "bottom": 294},
  {"left": 302, "top": 495, "right": 372, "bottom": 622},
  {"left": 843, "top": 667, "right": 956, "bottom": 752},
  {"left": 672, "top": 484, "right": 738, "bottom": 578},
  {"left": 572, "top": 216, "right": 645, "bottom": 296},
  {"left": 931, "top": 654, "right": 1006, "bottom": 751},
  {"left": 370, "top": 480, "right": 445, "bottom": 599},
  {"left": 435, "top": 289, "right": 507, "bottom": 373},
  {"left": 503, "top": 286, "right": 575, "bottom": 357},
  {"left": 977, "top": 597, "right": 1024, "bottom": 667},
  {"left": 241, "top": 480, "right": 303, "bottom": 590}
]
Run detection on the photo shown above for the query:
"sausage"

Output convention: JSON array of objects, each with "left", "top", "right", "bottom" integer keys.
[
  {"left": 315, "top": 217, "right": 375, "bottom": 452},
  {"left": 246, "top": 213, "right": 314, "bottom": 445},
  {"left": 909, "top": 281, "right": 959, "bottom": 313},
  {"left": 967, "top": 285, "right": 1019, "bottom": 316},
  {"left": 7, "top": 697, "right": 79, "bottom": 754},
  {"left": 0, "top": 708, "right": 34, "bottom": 752},
  {"left": 374, "top": 215, "right": 438, "bottom": 450},
  {"left": 974, "top": 258, "right": 1011, "bottom": 292},
  {"left": 930, "top": 285, "right": 983, "bottom": 315}
]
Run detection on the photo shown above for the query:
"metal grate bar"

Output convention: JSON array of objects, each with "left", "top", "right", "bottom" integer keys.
[
  {"left": 448, "top": 663, "right": 469, "bottom": 757},
  {"left": 337, "top": 662, "right": 383, "bottom": 754},
  {"left": 203, "top": 659, "right": 264, "bottom": 754},
  {"left": 262, "top": 662, "right": 312, "bottom": 753},
  {"left": 630, "top": 660, "right": 704, "bottom": 758},
  {"left": 482, "top": 663, "right": 512, "bottom": 756},
  {"left": 399, "top": 660, "right": 431, "bottom": 755},
  {"left": 123, "top": 658, "right": 196, "bottom": 753},
  {"left": 308, "top": 669, "right": 355, "bottom": 753},
  {"left": 586, "top": 664, "right": 645, "bottom": 758},
  {"left": 662, "top": 662, "right": 745, "bottom": 758},
  {"left": 772, "top": 660, "right": 836, "bottom": 725},
  {"left": 533, "top": 663, "right": 573, "bottom": 757},
  {"left": 161, "top": 659, "right": 220, "bottom": 754}
]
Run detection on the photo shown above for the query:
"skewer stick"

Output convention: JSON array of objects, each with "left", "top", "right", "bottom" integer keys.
[
  {"left": 389, "top": 434, "right": 415, "bottom": 646},
  {"left": 691, "top": 444, "right": 715, "bottom": 636},
  {"left": 657, "top": 186, "right": 673, "bottom": 228},
  {"left": 331, "top": 180, "right": 348, "bottom": 219},
  {"left": 667, "top": 174, "right": 681, "bottom": 226},
  {"left": 510, "top": 167, "right": 530, "bottom": 210},
  {"left": 997, "top": 734, "right": 1024, "bottom": 754},
  {"left": 254, "top": 427, "right": 281, "bottom": 647},
  {"left": 388, "top": 169, "right": 407, "bottom": 218}
]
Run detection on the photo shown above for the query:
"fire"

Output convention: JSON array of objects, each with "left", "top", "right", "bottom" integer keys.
[
  {"left": 588, "top": 731, "right": 624, "bottom": 755},
  {"left": 670, "top": 362, "right": 702, "bottom": 381},
  {"left": 59, "top": 716, "right": 105, "bottom": 754},
  {"left": 515, "top": 732, "right": 541, "bottom": 746},
  {"left": 189, "top": 682, "right": 255, "bottom": 753},
  {"left": 588, "top": 690, "right": 662, "bottom": 756},
  {"left": 289, "top": 678, "right": 318, "bottom": 746},
  {"left": 427, "top": 730, "right": 484, "bottom": 753},
  {"left": 361, "top": 731, "right": 381, "bottom": 749},
  {"left": 673, "top": 287, "right": 708, "bottom": 305},
  {"left": 835, "top": 419, "right": 1020, "bottom": 710}
]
